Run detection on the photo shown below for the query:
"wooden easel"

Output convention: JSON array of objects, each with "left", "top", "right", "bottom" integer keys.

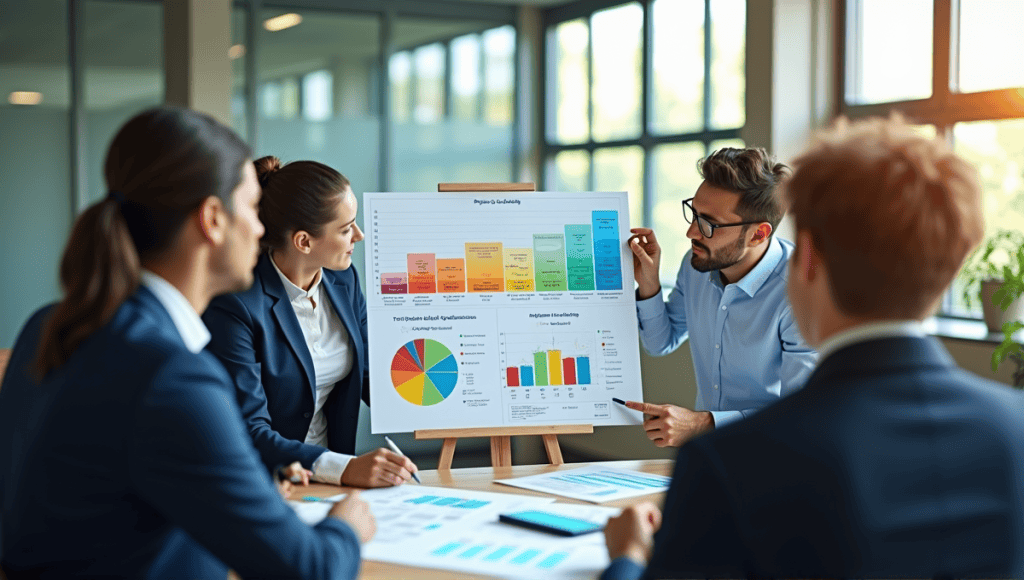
[{"left": 412, "top": 182, "right": 595, "bottom": 470}]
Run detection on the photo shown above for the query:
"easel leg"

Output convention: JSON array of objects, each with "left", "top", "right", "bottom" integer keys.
[
  {"left": 439, "top": 438, "right": 457, "bottom": 470},
  {"left": 542, "top": 434, "right": 564, "bottom": 465},
  {"left": 490, "top": 435, "right": 512, "bottom": 467}
]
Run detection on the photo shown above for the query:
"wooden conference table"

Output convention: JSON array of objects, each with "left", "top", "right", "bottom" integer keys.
[{"left": 300, "top": 459, "right": 673, "bottom": 580}]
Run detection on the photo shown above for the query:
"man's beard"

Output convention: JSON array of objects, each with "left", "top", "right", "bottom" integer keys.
[{"left": 690, "top": 234, "right": 746, "bottom": 273}]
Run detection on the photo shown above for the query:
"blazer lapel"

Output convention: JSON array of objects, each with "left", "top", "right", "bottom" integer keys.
[
  {"left": 259, "top": 255, "right": 317, "bottom": 397},
  {"left": 323, "top": 271, "right": 361, "bottom": 368}
]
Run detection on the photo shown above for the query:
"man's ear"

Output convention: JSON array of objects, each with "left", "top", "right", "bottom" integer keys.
[
  {"left": 750, "top": 223, "right": 773, "bottom": 246},
  {"left": 197, "top": 196, "right": 228, "bottom": 246},
  {"left": 291, "top": 230, "right": 312, "bottom": 254}
]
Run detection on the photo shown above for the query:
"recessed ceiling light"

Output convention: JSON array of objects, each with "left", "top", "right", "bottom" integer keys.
[
  {"left": 229, "top": 44, "right": 246, "bottom": 59},
  {"left": 8, "top": 91, "right": 42, "bottom": 105},
  {"left": 263, "top": 13, "right": 302, "bottom": 32}
]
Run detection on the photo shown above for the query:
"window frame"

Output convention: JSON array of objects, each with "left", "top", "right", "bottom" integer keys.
[
  {"left": 540, "top": 0, "right": 745, "bottom": 285},
  {"left": 837, "top": 0, "right": 1024, "bottom": 319}
]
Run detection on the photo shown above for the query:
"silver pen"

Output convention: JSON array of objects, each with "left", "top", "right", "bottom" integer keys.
[{"left": 384, "top": 435, "right": 421, "bottom": 484}]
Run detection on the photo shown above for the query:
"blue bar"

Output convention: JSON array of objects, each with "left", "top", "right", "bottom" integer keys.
[
  {"left": 592, "top": 211, "right": 622, "bottom": 290},
  {"left": 520, "top": 365, "right": 534, "bottom": 386},
  {"left": 537, "top": 552, "right": 570, "bottom": 569},
  {"left": 458, "top": 545, "right": 488, "bottom": 559},
  {"left": 432, "top": 497, "right": 462, "bottom": 506},
  {"left": 483, "top": 546, "right": 516, "bottom": 562},
  {"left": 407, "top": 495, "right": 440, "bottom": 504},
  {"left": 432, "top": 542, "right": 463, "bottom": 556},
  {"left": 453, "top": 500, "right": 489, "bottom": 509},
  {"left": 576, "top": 357, "right": 590, "bottom": 384},
  {"left": 510, "top": 549, "right": 542, "bottom": 565}
]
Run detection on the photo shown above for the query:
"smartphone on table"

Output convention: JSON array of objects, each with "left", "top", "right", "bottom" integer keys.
[{"left": 498, "top": 510, "right": 604, "bottom": 537}]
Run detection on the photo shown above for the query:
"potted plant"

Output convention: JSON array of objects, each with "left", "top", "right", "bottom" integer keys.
[
  {"left": 959, "top": 229, "right": 1024, "bottom": 333},
  {"left": 992, "top": 321, "right": 1024, "bottom": 388}
]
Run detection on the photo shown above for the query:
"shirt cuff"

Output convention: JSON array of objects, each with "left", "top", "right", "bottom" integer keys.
[
  {"left": 709, "top": 409, "right": 743, "bottom": 428},
  {"left": 635, "top": 291, "right": 667, "bottom": 320},
  {"left": 311, "top": 450, "right": 354, "bottom": 485}
]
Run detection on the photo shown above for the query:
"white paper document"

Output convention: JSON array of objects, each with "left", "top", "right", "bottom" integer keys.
[
  {"left": 495, "top": 465, "right": 672, "bottom": 503},
  {"left": 363, "top": 191, "right": 645, "bottom": 433},
  {"left": 287, "top": 485, "right": 622, "bottom": 579},
  {"left": 368, "top": 502, "right": 621, "bottom": 580}
]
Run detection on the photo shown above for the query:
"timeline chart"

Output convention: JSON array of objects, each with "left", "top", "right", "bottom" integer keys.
[{"left": 366, "top": 192, "right": 643, "bottom": 433}]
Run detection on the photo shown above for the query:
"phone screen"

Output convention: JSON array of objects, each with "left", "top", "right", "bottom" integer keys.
[{"left": 500, "top": 510, "right": 604, "bottom": 535}]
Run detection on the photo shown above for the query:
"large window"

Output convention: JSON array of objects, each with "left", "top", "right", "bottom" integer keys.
[
  {"left": 841, "top": 0, "right": 1024, "bottom": 318},
  {"left": 389, "top": 22, "right": 516, "bottom": 191},
  {"left": 543, "top": 0, "right": 746, "bottom": 284}
]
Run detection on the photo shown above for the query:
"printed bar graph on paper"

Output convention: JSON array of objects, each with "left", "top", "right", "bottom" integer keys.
[
  {"left": 436, "top": 258, "right": 466, "bottom": 292},
  {"left": 537, "top": 552, "right": 570, "bottom": 569},
  {"left": 520, "top": 365, "right": 534, "bottom": 386},
  {"left": 533, "top": 352, "right": 549, "bottom": 386},
  {"left": 533, "top": 234, "right": 568, "bottom": 291},
  {"left": 562, "top": 357, "right": 577, "bottom": 385},
  {"left": 458, "top": 545, "right": 488, "bottom": 559},
  {"left": 592, "top": 211, "right": 623, "bottom": 290},
  {"left": 565, "top": 224, "right": 596, "bottom": 291},
  {"left": 407, "top": 253, "right": 437, "bottom": 293},
  {"left": 381, "top": 273, "right": 408, "bottom": 294},
  {"left": 547, "top": 350, "right": 563, "bottom": 385},
  {"left": 577, "top": 356, "right": 591, "bottom": 384},
  {"left": 465, "top": 242, "right": 505, "bottom": 292},
  {"left": 483, "top": 546, "right": 516, "bottom": 562},
  {"left": 510, "top": 549, "right": 542, "bottom": 565},
  {"left": 503, "top": 248, "right": 535, "bottom": 292},
  {"left": 506, "top": 367, "right": 520, "bottom": 387},
  {"left": 432, "top": 542, "right": 464, "bottom": 556}
]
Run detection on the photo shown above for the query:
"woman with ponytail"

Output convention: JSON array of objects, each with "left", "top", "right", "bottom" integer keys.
[
  {"left": 0, "top": 107, "right": 373, "bottom": 579},
  {"left": 204, "top": 156, "right": 417, "bottom": 489}
]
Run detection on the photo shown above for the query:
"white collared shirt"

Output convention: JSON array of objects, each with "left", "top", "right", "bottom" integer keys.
[
  {"left": 816, "top": 320, "right": 927, "bottom": 362},
  {"left": 140, "top": 270, "right": 210, "bottom": 354},
  {"left": 271, "top": 255, "right": 355, "bottom": 484}
]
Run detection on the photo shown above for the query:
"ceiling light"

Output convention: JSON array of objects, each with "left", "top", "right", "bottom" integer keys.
[
  {"left": 8, "top": 92, "right": 42, "bottom": 105},
  {"left": 229, "top": 44, "right": 246, "bottom": 59},
  {"left": 263, "top": 13, "right": 302, "bottom": 32}
]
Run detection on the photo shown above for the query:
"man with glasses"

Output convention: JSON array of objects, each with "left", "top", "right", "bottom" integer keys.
[{"left": 624, "top": 147, "right": 817, "bottom": 447}]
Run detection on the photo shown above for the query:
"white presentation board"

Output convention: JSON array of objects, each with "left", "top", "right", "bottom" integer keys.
[{"left": 364, "top": 191, "right": 644, "bottom": 433}]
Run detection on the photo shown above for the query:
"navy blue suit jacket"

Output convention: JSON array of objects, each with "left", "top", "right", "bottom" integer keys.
[
  {"left": 203, "top": 254, "right": 370, "bottom": 471},
  {"left": 0, "top": 288, "right": 361, "bottom": 579},
  {"left": 604, "top": 336, "right": 1024, "bottom": 579}
]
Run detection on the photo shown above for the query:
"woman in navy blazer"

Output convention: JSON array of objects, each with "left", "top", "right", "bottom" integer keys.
[
  {"left": 204, "top": 156, "right": 417, "bottom": 488},
  {"left": 0, "top": 108, "right": 373, "bottom": 579}
]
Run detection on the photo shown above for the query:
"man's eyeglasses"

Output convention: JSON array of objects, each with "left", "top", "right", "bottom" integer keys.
[{"left": 681, "top": 197, "right": 763, "bottom": 238}]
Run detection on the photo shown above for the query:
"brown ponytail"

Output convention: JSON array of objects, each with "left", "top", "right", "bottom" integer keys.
[
  {"left": 35, "top": 107, "right": 251, "bottom": 377},
  {"left": 254, "top": 156, "right": 351, "bottom": 252}
]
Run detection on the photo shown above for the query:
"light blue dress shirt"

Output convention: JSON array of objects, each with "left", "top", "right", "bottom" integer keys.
[{"left": 636, "top": 236, "right": 817, "bottom": 427}]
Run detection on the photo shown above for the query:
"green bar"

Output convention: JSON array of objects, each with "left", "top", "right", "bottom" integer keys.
[
  {"left": 532, "top": 233, "right": 568, "bottom": 292},
  {"left": 565, "top": 225, "right": 596, "bottom": 291},
  {"left": 533, "top": 351, "right": 549, "bottom": 386}
]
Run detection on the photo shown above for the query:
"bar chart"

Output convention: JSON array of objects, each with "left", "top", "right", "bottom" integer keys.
[
  {"left": 500, "top": 331, "right": 597, "bottom": 388},
  {"left": 371, "top": 206, "right": 623, "bottom": 296}
]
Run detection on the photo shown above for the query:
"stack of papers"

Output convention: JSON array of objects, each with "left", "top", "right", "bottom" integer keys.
[{"left": 496, "top": 465, "right": 671, "bottom": 503}]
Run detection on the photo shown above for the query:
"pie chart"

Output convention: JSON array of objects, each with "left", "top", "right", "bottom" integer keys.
[{"left": 391, "top": 338, "right": 458, "bottom": 406}]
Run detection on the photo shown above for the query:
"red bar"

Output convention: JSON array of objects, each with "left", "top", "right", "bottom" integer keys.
[
  {"left": 506, "top": 366, "right": 520, "bottom": 387},
  {"left": 562, "top": 358, "right": 576, "bottom": 385}
]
